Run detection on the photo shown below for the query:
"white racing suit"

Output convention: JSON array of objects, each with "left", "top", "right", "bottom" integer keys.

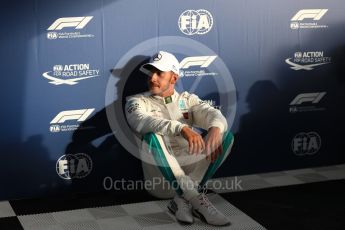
[{"left": 125, "top": 90, "right": 234, "bottom": 200}]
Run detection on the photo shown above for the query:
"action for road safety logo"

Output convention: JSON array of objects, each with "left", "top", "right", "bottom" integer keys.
[
  {"left": 285, "top": 51, "right": 331, "bottom": 71},
  {"left": 42, "top": 64, "right": 100, "bottom": 85}
]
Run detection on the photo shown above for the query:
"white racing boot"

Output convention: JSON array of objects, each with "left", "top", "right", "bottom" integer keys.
[
  {"left": 190, "top": 193, "right": 231, "bottom": 226},
  {"left": 168, "top": 195, "right": 194, "bottom": 224}
]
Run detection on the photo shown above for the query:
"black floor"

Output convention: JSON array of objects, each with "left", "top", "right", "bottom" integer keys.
[
  {"left": 221, "top": 179, "right": 345, "bottom": 230},
  {"left": 0, "top": 217, "right": 23, "bottom": 230},
  {"left": 9, "top": 189, "right": 158, "bottom": 216},
  {"left": 1, "top": 180, "right": 345, "bottom": 229}
]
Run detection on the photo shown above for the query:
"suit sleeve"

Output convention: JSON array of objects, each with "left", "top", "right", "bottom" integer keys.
[
  {"left": 188, "top": 94, "right": 228, "bottom": 133},
  {"left": 125, "top": 97, "right": 187, "bottom": 136}
]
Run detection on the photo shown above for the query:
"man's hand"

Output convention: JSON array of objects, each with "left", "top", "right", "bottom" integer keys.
[
  {"left": 205, "top": 127, "right": 223, "bottom": 162},
  {"left": 181, "top": 126, "right": 205, "bottom": 155}
]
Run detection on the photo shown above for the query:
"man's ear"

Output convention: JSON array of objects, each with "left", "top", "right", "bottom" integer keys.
[{"left": 170, "top": 73, "right": 179, "bottom": 84}]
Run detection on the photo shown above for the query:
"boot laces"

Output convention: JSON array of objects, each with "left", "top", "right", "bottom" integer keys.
[
  {"left": 199, "top": 189, "right": 217, "bottom": 215},
  {"left": 175, "top": 196, "right": 190, "bottom": 212},
  {"left": 181, "top": 199, "right": 191, "bottom": 211}
]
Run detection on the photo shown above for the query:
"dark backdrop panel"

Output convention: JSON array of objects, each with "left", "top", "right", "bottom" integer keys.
[{"left": 0, "top": 0, "right": 344, "bottom": 200}]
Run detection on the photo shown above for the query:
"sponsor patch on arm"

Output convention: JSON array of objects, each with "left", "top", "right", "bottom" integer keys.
[{"left": 127, "top": 102, "right": 140, "bottom": 114}]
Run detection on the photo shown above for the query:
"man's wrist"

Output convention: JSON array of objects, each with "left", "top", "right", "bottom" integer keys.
[
  {"left": 208, "top": 126, "right": 221, "bottom": 132},
  {"left": 208, "top": 123, "right": 224, "bottom": 133},
  {"left": 178, "top": 124, "right": 188, "bottom": 135}
]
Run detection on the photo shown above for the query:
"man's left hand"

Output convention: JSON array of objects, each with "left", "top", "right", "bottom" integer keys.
[{"left": 204, "top": 127, "right": 223, "bottom": 162}]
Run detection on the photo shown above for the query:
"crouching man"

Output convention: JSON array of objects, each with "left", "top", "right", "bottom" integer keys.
[{"left": 125, "top": 51, "right": 234, "bottom": 226}]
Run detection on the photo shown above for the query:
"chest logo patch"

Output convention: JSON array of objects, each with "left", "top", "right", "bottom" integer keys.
[{"left": 178, "top": 99, "right": 187, "bottom": 110}]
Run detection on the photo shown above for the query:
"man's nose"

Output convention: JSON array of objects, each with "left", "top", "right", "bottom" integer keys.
[{"left": 150, "top": 72, "right": 158, "bottom": 81}]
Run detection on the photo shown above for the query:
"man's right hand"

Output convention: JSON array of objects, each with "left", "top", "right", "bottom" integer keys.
[{"left": 181, "top": 126, "right": 205, "bottom": 155}]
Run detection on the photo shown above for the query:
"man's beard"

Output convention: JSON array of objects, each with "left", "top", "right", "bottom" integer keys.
[{"left": 149, "top": 76, "right": 172, "bottom": 96}]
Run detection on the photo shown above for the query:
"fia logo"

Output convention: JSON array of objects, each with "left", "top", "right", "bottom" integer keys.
[
  {"left": 47, "top": 32, "right": 58, "bottom": 40},
  {"left": 50, "top": 125, "right": 61, "bottom": 133},
  {"left": 178, "top": 9, "right": 213, "bottom": 35},
  {"left": 56, "top": 153, "right": 93, "bottom": 179},
  {"left": 291, "top": 132, "right": 321, "bottom": 156}
]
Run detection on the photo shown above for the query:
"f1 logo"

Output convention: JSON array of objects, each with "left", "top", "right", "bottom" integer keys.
[
  {"left": 179, "top": 56, "right": 217, "bottom": 69},
  {"left": 50, "top": 109, "right": 95, "bottom": 124},
  {"left": 47, "top": 16, "right": 93, "bottom": 30},
  {"left": 291, "top": 9, "right": 328, "bottom": 21},
  {"left": 290, "top": 92, "right": 326, "bottom": 105}
]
